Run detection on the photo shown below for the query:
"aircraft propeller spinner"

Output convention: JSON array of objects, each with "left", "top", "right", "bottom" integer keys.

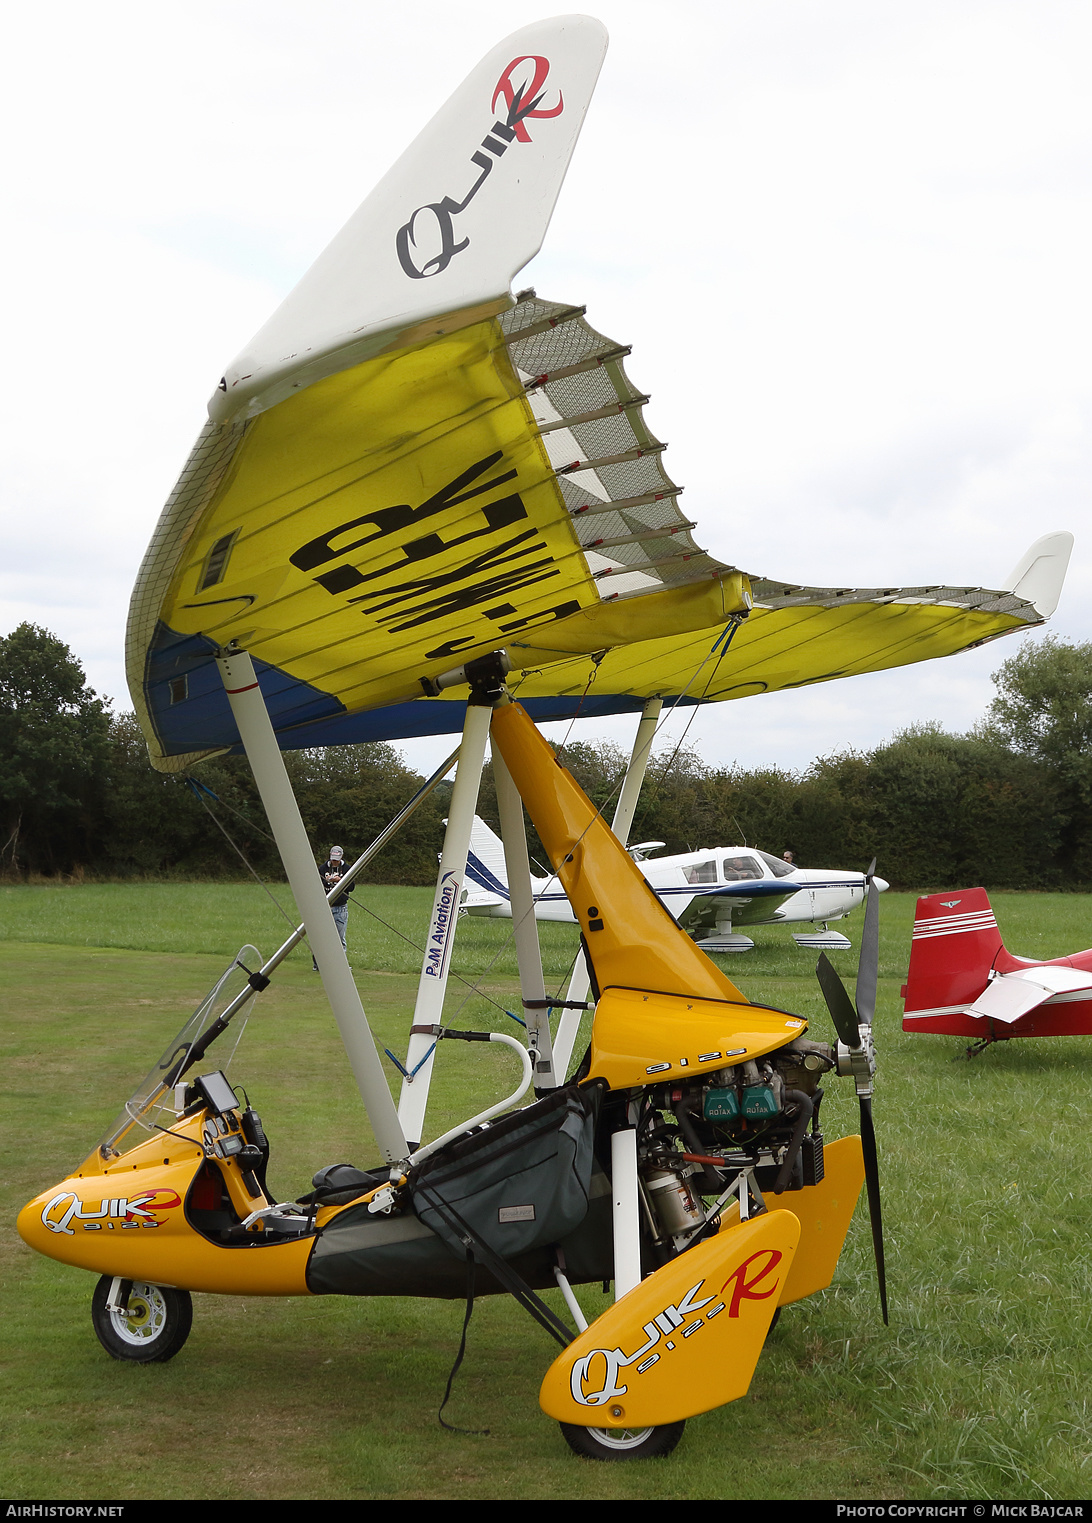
[{"left": 815, "top": 860, "right": 888, "bottom": 1325}]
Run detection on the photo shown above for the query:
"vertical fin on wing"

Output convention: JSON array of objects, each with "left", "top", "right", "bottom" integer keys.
[
  {"left": 1002, "top": 532, "right": 1073, "bottom": 619},
  {"left": 208, "top": 16, "right": 609, "bottom": 423}
]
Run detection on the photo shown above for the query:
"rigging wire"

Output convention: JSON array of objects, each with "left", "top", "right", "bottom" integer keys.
[
  {"left": 185, "top": 775, "right": 277, "bottom": 844},
  {"left": 513, "top": 616, "right": 746, "bottom": 924},
  {"left": 184, "top": 764, "right": 534, "bottom": 1028},
  {"left": 183, "top": 779, "right": 305, "bottom": 937},
  {"left": 505, "top": 615, "right": 748, "bottom": 1012},
  {"left": 628, "top": 617, "right": 743, "bottom": 836},
  {"left": 349, "top": 896, "right": 523, "bottom": 1024},
  {"left": 413, "top": 616, "right": 742, "bottom": 1031},
  {"left": 399, "top": 618, "right": 750, "bottom": 1034},
  {"left": 544, "top": 652, "right": 605, "bottom": 764}
]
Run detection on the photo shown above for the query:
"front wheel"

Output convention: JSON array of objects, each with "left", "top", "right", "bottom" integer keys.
[
  {"left": 91, "top": 1277, "right": 193, "bottom": 1363},
  {"left": 560, "top": 1420, "right": 685, "bottom": 1461}
]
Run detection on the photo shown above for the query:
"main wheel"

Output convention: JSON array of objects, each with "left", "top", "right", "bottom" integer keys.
[
  {"left": 560, "top": 1420, "right": 685, "bottom": 1461},
  {"left": 91, "top": 1277, "right": 193, "bottom": 1364}
]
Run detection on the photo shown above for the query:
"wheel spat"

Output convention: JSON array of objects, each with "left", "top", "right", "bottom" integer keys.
[{"left": 815, "top": 861, "right": 888, "bottom": 1325}]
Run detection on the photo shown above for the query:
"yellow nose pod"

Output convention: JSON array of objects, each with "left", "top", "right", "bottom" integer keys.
[{"left": 540, "top": 1210, "right": 800, "bottom": 1427}]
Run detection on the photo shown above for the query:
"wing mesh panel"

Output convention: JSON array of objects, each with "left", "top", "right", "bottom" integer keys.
[{"left": 500, "top": 295, "right": 721, "bottom": 592}]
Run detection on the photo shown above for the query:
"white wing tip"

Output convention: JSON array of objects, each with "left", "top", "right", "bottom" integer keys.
[{"left": 1002, "top": 531, "right": 1074, "bottom": 619}]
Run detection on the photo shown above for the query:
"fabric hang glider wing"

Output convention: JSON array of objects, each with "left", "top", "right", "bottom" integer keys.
[{"left": 126, "top": 22, "right": 1071, "bottom": 770}]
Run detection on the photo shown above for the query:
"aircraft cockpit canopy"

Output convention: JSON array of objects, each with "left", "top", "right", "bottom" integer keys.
[
  {"left": 684, "top": 851, "right": 798, "bottom": 885},
  {"left": 721, "top": 854, "right": 765, "bottom": 881}
]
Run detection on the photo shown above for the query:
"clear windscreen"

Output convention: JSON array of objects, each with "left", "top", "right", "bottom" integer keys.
[
  {"left": 95, "top": 946, "right": 263, "bottom": 1161},
  {"left": 757, "top": 850, "right": 797, "bottom": 878}
]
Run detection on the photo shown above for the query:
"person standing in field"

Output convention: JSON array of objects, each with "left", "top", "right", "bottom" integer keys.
[{"left": 312, "top": 845, "right": 354, "bottom": 971}]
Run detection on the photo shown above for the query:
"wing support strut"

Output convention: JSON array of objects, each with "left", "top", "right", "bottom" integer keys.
[
  {"left": 215, "top": 648, "right": 408, "bottom": 1164},
  {"left": 397, "top": 701, "right": 492, "bottom": 1147}
]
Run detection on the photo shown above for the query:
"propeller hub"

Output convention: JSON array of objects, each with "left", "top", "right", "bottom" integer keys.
[{"left": 835, "top": 1025, "right": 876, "bottom": 1096}]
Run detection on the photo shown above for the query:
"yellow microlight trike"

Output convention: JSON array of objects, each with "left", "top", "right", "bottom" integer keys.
[
  {"left": 19, "top": 670, "right": 885, "bottom": 1461},
  {"left": 25, "top": 8, "right": 1043, "bottom": 1458}
]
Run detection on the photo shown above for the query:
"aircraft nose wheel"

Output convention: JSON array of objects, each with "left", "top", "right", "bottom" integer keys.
[
  {"left": 559, "top": 1420, "right": 685, "bottom": 1461},
  {"left": 91, "top": 1276, "right": 193, "bottom": 1363}
]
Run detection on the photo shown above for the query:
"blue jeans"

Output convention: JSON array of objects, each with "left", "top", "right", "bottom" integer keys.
[{"left": 313, "top": 903, "right": 349, "bottom": 969}]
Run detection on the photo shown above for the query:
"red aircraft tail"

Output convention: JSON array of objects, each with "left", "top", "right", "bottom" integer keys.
[{"left": 901, "top": 888, "right": 1004, "bottom": 1025}]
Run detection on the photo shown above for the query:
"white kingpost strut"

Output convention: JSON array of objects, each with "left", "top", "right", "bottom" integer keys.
[
  {"left": 215, "top": 649, "right": 407, "bottom": 1164},
  {"left": 608, "top": 696, "right": 664, "bottom": 847},
  {"left": 397, "top": 701, "right": 492, "bottom": 1147},
  {"left": 553, "top": 697, "right": 664, "bottom": 1080},
  {"left": 612, "top": 1125, "right": 642, "bottom": 1299},
  {"left": 493, "top": 749, "right": 555, "bottom": 1088}
]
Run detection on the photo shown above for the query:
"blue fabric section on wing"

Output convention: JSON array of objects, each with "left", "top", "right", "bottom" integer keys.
[
  {"left": 144, "top": 624, "right": 346, "bottom": 753},
  {"left": 145, "top": 622, "right": 701, "bottom": 755}
]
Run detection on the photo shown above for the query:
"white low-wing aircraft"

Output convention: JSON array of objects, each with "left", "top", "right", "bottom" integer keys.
[{"left": 463, "top": 815, "right": 888, "bottom": 950}]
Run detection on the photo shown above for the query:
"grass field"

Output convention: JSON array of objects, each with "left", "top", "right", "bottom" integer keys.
[{"left": 2, "top": 882, "right": 1092, "bottom": 1500}]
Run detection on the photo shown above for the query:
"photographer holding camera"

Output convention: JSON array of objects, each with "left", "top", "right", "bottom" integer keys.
[{"left": 311, "top": 845, "right": 355, "bottom": 971}]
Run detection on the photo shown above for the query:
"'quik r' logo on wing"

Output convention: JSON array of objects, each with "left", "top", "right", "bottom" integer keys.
[{"left": 396, "top": 55, "right": 565, "bottom": 279}]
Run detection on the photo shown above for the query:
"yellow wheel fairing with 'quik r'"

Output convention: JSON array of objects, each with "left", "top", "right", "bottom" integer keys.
[
  {"left": 540, "top": 1212, "right": 801, "bottom": 1426},
  {"left": 540, "top": 1144, "right": 866, "bottom": 1427}
]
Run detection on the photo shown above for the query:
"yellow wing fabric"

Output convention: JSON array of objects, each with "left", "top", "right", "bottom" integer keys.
[
  {"left": 128, "top": 293, "right": 746, "bottom": 768},
  {"left": 154, "top": 319, "right": 593, "bottom": 707},
  {"left": 508, "top": 582, "right": 1030, "bottom": 705},
  {"left": 128, "top": 293, "right": 1044, "bottom": 770}
]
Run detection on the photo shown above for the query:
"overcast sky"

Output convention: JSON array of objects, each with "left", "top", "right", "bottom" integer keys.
[{"left": 3, "top": 0, "right": 1089, "bottom": 778}]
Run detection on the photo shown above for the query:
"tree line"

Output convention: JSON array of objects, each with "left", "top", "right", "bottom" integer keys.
[{"left": 2, "top": 622, "right": 1089, "bottom": 890}]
